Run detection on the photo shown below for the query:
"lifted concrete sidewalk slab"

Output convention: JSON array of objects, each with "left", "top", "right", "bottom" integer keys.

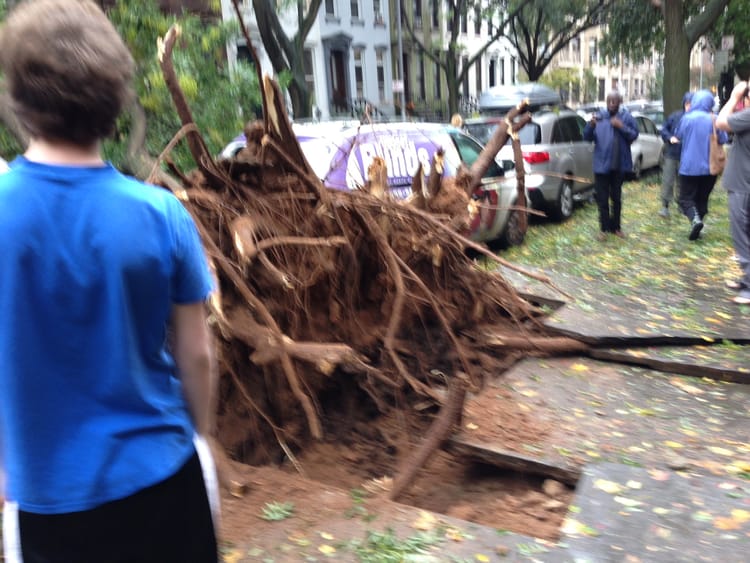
[
  {"left": 496, "top": 265, "right": 750, "bottom": 345},
  {"left": 455, "top": 357, "right": 750, "bottom": 482}
]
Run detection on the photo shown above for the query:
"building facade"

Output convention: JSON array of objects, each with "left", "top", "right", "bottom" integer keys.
[
  {"left": 551, "top": 26, "right": 662, "bottom": 106},
  {"left": 390, "top": 0, "right": 518, "bottom": 120},
  {"left": 221, "top": 0, "right": 394, "bottom": 120}
]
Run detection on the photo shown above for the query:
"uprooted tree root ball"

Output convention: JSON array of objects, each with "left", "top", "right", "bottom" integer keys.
[{"left": 151, "top": 19, "right": 588, "bottom": 499}]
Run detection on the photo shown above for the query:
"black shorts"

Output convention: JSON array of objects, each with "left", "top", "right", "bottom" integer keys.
[{"left": 10, "top": 451, "right": 217, "bottom": 563}]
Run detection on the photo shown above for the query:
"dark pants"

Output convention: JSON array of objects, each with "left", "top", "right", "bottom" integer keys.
[
  {"left": 678, "top": 174, "right": 717, "bottom": 221},
  {"left": 17, "top": 451, "right": 217, "bottom": 563},
  {"left": 729, "top": 191, "right": 750, "bottom": 296},
  {"left": 594, "top": 171, "right": 624, "bottom": 232}
]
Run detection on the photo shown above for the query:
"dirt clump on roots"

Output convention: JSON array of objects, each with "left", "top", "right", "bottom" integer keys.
[{"left": 153, "top": 19, "right": 587, "bottom": 506}]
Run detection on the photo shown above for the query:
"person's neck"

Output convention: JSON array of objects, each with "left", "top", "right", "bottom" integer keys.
[{"left": 25, "top": 138, "right": 104, "bottom": 166}]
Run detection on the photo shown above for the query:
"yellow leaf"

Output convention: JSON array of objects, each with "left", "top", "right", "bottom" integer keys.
[
  {"left": 413, "top": 510, "right": 438, "bottom": 531},
  {"left": 594, "top": 479, "right": 623, "bottom": 494},
  {"left": 318, "top": 544, "right": 337, "bottom": 555},
  {"left": 466, "top": 423, "right": 479, "bottom": 430},
  {"left": 520, "top": 389, "right": 538, "bottom": 397},
  {"left": 320, "top": 532, "right": 334, "bottom": 540},
  {"left": 731, "top": 509, "right": 750, "bottom": 523},
  {"left": 570, "top": 363, "right": 589, "bottom": 372},
  {"left": 445, "top": 527, "right": 465, "bottom": 541},
  {"left": 708, "top": 446, "right": 733, "bottom": 456},
  {"left": 223, "top": 549, "right": 244, "bottom": 563},
  {"left": 664, "top": 441, "right": 684, "bottom": 449},
  {"left": 476, "top": 555, "right": 490, "bottom": 562},
  {"left": 714, "top": 517, "right": 742, "bottom": 531}
]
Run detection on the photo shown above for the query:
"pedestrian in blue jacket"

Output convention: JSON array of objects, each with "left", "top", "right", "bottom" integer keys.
[
  {"left": 659, "top": 92, "right": 692, "bottom": 217},
  {"left": 675, "top": 89, "right": 730, "bottom": 240},
  {"left": 583, "top": 90, "right": 639, "bottom": 240}
]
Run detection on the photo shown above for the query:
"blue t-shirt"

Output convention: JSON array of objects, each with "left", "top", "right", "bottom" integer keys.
[{"left": 0, "top": 157, "right": 214, "bottom": 513}]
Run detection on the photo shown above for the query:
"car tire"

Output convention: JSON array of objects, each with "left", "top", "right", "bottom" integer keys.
[
  {"left": 494, "top": 207, "right": 527, "bottom": 249},
  {"left": 633, "top": 156, "right": 643, "bottom": 180},
  {"left": 549, "top": 179, "right": 574, "bottom": 222}
]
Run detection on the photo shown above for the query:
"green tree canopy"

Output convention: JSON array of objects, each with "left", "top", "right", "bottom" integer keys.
[
  {"left": 0, "top": 0, "right": 262, "bottom": 172},
  {"left": 601, "top": 0, "right": 730, "bottom": 114},
  {"left": 106, "top": 0, "right": 261, "bottom": 171},
  {"left": 506, "top": 0, "right": 614, "bottom": 81}
]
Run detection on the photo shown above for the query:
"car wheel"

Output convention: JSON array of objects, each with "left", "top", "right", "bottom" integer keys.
[
  {"left": 549, "top": 179, "right": 574, "bottom": 222},
  {"left": 494, "top": 207, "right": 527, "bottom": 249},
  {"left": 633, "top": 156, "right": 643, "bottom": 180}
]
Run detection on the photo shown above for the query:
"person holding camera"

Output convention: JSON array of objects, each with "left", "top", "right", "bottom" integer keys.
[
  {"left": 716, "top": 81, "right": 750, "bottom": 304},
  {"left": 583, "top": 90, "right": 639, "bottom": 241}
]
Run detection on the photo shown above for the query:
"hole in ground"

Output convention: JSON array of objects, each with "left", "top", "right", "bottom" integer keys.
[{"left": 278, "top": 412, "right": 577, "bottom": 542}]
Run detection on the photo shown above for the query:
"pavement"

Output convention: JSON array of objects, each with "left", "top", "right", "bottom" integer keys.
[{"left": 214, "top": 265, "right": 750, "bottom": 561}]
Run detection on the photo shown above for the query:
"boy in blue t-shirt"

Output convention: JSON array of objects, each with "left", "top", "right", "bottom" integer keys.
[{"left": 0, "top": 1, "right": 218, "bottom": 561}]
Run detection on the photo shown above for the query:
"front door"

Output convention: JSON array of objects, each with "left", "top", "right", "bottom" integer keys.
[{"left": 330, "top": 50, "right": 348, "bottom": 112}]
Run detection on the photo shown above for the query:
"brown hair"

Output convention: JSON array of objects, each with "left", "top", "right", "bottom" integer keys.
[{"left": 0, "top": 0, "right": 135, "bottom": 146}]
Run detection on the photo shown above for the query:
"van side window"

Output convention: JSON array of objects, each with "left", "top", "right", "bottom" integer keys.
[
  {"left": 451, "top": 132, "right": 504, "bottom": 178},
  {"left": 551, "top": 121, "right": 565, "bottom": 144}
]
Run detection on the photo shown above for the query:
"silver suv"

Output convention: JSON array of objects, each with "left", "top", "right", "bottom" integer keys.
[{"left": 464, "top": 109, "right": 595, "bottom": 221}]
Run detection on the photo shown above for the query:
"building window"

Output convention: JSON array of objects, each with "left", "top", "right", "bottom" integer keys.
[
  {"left": 414, "top": 0, "right": 422, "bottom": 28},
  {"left": 598, "top": 78, "right": 605, "bottom": 100},
  {"left": 462, "top": 56, "right": 469, "bottom": 96},
  {"left": 588, "top": 38, "right": 597, "bottom": 66},
  {"left": 325, "top": 0, "right": 335, "bottom": 16},
  {"left": 376, "top": 50, "right": 385, "bottom": 102},
  {"left": 434, "top": 60, "right": 441, "bottom": 98},
  {"left": 474, "top": 6, "right": 481, "bottom": 35},
  {"left": 489, "top": 58, "right": 496, "bottom": 87},
  {"left": 431, "top": 0, "right": 439, "bottom": 28},
  {"left": 350, "top": 0, "right": 359, "bottom": 19},
  {"left": 500, "top": 57, "right": 505, "bottom": 85},
  {"left": 461, "top": 10, "right": 468, "bottom": 34},
  {"left": 303, "top": 49, "right": 315, "bottom": 96},
  {"left": 354, "top": 49, "right": 364, "bottom": 97},
  {"left": 475, "top": 59, "right": 482, "bottom": 93},
  {"left": 510, "top": 56, "right": 516, "bottom": 83},
  {"left": 416, "top": 54, "right": 425, "bottom": 99},
  {"left": 570, "top": 37, "right": 580, "bottom": 63},
  {"left": 373, "top": 0, "right": 383, "bottom": 24}
]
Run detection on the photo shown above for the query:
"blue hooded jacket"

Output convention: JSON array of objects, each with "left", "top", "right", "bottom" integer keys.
[
  {"left": 675, "top": 89, "right": 728, "bottom": 176},
  {"left": 583, "top": 105, "right": 639, "bottom": 174},
  {"left": 661, "top": 92, "right": 692, "bottom": 160}
]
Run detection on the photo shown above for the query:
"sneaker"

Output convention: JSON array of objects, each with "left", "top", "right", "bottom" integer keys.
[
  {"left": 658, "top": 207, "right": 669, "bottom": 218},
  {"left": 726, "top": 279, "right": 747, "bottom": 291},
  {"left": 688, "top": 218, "right": 703, "bottom": 241},
  {"left": 732, "top": 294, "right": 750, "bottom": 305},
  {"left": 596, "top": 232, "right": 607, "bottom": 242},
  {"left": 613, "top": 230, "right": 626, "bottom": 239}
]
